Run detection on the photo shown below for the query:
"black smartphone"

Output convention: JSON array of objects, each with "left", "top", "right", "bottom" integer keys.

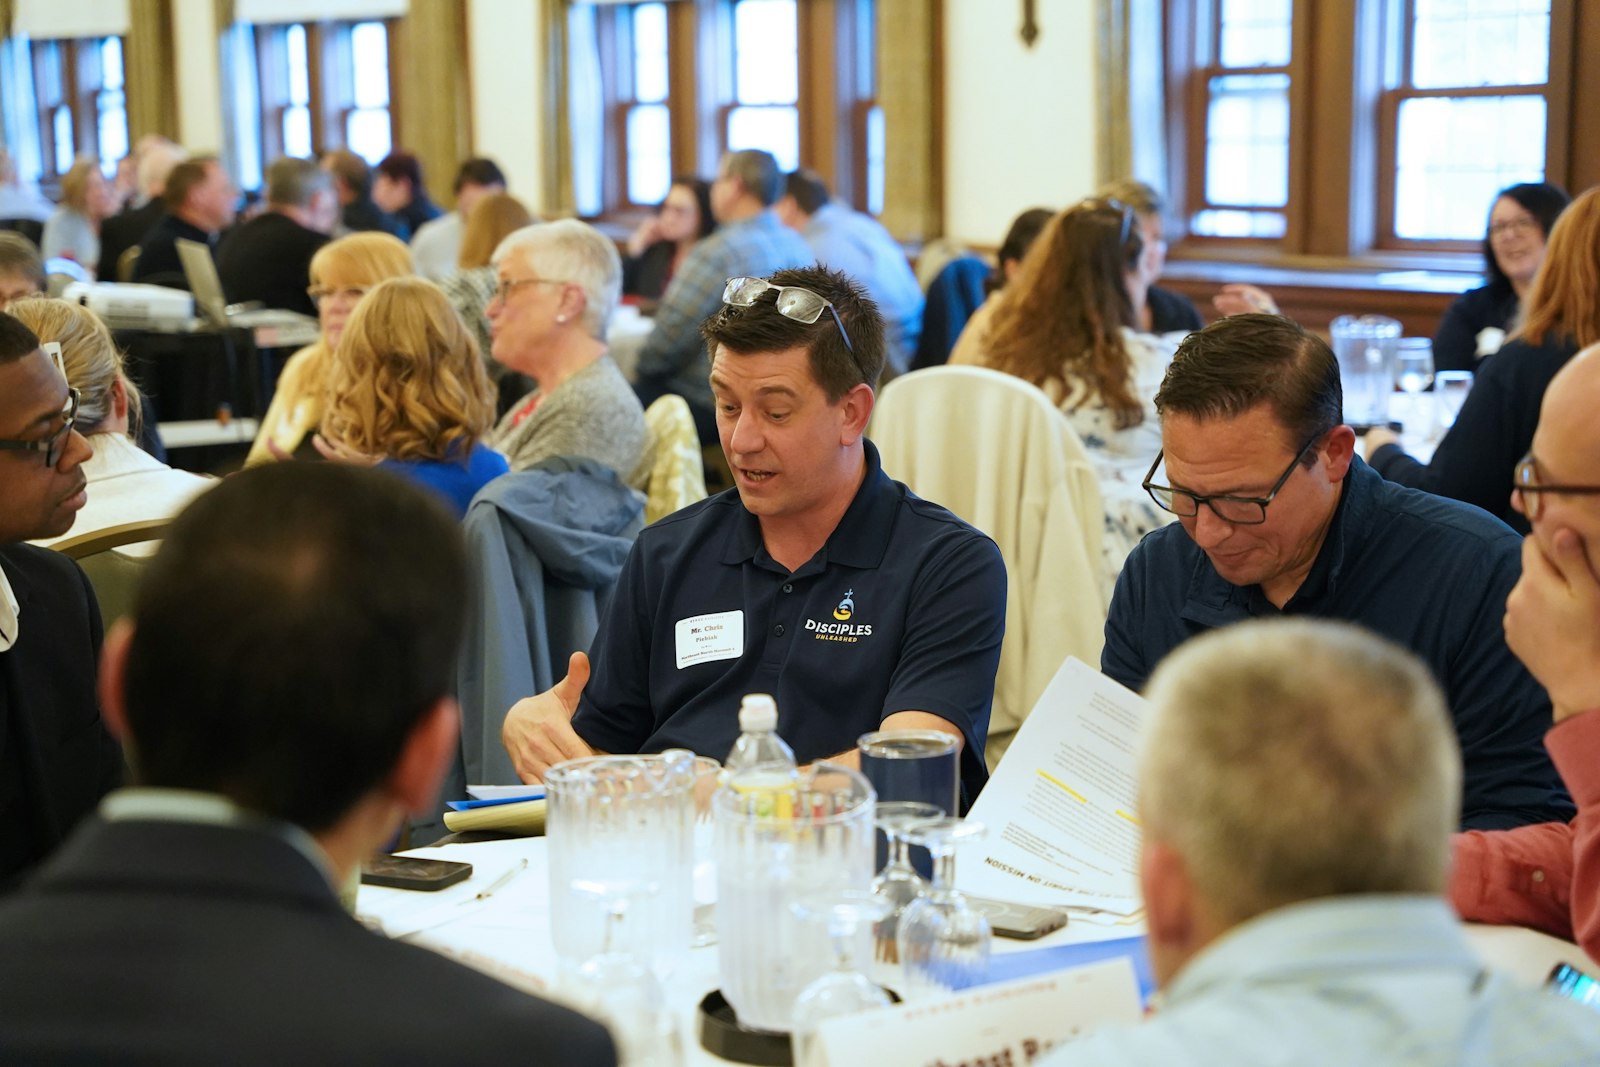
[
  {"left": 360, "top": 854, "right": 473, "bottom": 891},
  {"left": 1547, "top": 962, "right": 1600, "bottom": 1011},
  {"left": 966, "top": 895, "right": 1069, "bottom": 940}
]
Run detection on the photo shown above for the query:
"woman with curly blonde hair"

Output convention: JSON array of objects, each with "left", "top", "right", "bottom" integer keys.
[
  {"left": 319, "top": 276, "right": 508, "bottom": 515},
  {"left": 245, "top": 231, "right": 413, "bottom": 465},
  {"left": 950, "top": 198, "right": 1177, "bottom": 582}
]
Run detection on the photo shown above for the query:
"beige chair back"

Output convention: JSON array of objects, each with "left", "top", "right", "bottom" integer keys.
[
  {"left": 51, "top": 518, "right": 172, "bottom": 626},
  {"left": 628, "top": 394, "right": 709, "bottom": 524}
]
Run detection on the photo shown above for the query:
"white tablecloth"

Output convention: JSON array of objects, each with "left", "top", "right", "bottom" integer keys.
[{"left": 356, "top": 837, "right": 1594, "bottom": 1063}]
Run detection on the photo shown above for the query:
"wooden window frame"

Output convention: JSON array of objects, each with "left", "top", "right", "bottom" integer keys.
[
  {"left": 1163, "top": 0, "right": 1596, "bottom": 270},
  {"left": 251, "top": 20, "right": 400, "bottom": 167},
  {"left": 30, "top": 36, "right": 121, "bottom": 186},
  {"left": 590, "top": 0, "right": 878, "bottom": 220}
]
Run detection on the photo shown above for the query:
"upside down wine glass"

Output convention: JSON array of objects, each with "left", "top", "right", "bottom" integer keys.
[
  {"left": 870, "top": 801, "right": 944, "bottom": 966},
  {"left": 896, "top": 818, "right": 991, "bottom": 996},
  {"left": 790, "top": 891, "right": 894, "bottom": 1067}
]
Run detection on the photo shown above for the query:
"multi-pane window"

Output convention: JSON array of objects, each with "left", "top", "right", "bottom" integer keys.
[
  {"left": 23, "top": 36, "right": 128, "bottom": 185},
  {"left": 583, "top": 0, "right": 877, "bottom": 219},
  {"left": 1189, "top": 0, "right": 1292, "bottom": 239},
  {"left": 611, "top": 1, "right": 672, "bottom": 207},
  {"left": 727, "top": 0, "right": 800, "bottom": 171},
  {"left": 1166, "top": 0, "right": 1570, "bottom": 255},
  {"left": 239, "top": 20, "right": 396, "bottom": 190},
  {"left": 1387, "top": 0, "right": 1553, "bottom": 241}
]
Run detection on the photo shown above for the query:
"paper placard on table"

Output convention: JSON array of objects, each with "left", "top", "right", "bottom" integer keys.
[
  {"left": 813, "top": 957, "right": 1142, "bottom": 1067},
  {"left": 958, "top": 658, "right": 1147, "bottom": 917}
]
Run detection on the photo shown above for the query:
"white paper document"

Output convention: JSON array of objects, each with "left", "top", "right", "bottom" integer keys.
[
  {"left": 814, "top": 957, "right": 1142, "bottom": 1066},
  {"left": 958, "top": 658, "right": 1147, "bottom": 915}
]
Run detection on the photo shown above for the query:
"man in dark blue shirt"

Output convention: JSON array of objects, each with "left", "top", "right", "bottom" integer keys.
[
  {"left": 502, "top": 266, "right": 1006, "bottom": 802},
  {"left": 1104, "top": 314, "right": 1571, "bottom": 831}
]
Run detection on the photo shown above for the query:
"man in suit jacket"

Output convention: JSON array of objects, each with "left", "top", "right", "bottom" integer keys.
[
  {"left": 131, "top": 155, "right": 238, "bottom": 289},
  {"left": 0, "top": 314, "right": 122, "bottom": 886},
  {"left": 0, "top": 462, "right": 616, "bottom": 1064},
  {"left": 217, "top": 157, "right": 336, "bottom": 316}
]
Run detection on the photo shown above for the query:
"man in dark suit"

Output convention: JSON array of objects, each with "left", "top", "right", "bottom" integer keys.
[
  {"left": 0, "top": 460, "right": 616, "bottom": 1064},
  {"left": 0, "top": 314, "right": 123, "bottom": 886},
  {"left": 217, "top": 157, "right": 336, "bottom": 316},
  {"left": 95, "top": 137, "right": 186, "bottom": 281},
  {"left": 131, "top": 155, "right": 238, "bottom": 289}
]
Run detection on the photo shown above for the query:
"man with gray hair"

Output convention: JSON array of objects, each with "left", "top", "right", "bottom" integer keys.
[
  {"left": 217, "top": 158, "right": 337, "bottom": 317},
  {"left": 1044, "top": 619, "right": 1600, "bottom": 1065},
  {"left": 633, "top": 148, "right": 813, "bottom": 444}
]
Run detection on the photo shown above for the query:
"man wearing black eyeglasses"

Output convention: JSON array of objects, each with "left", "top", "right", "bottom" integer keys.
[
  {"left": 502, "top": 266, "right": 1006, "bottom": 808},
  {"left": 0, "top": 313, "right": 122, "bottom": 885},
  {"left": 1103, "top": 313, "right": 1570, "bottom": 832},
  {"left": 1451, "top": 342, "right": 1600, "bottom": 960}
]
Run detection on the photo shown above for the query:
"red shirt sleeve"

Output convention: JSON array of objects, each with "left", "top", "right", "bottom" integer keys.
[{"left": 1448, "top": 712, "right": 1600, "bottom": 962}]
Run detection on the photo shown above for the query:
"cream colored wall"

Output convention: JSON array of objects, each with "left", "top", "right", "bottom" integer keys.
[
  {"left": 171, "top": 0, "right": 224, "bottom": 153},
  {"left": 941, "top": 0, "right": 1101, "bottom": 246},
  {"left": 465, "top": 0, "right": 545, "bottom": 209}
]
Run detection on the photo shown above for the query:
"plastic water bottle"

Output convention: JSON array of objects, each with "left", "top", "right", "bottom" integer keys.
[
  {"left": 726, "top": 694, "right": 796, "bottom": 772},
  {"left": 724, "top": 694, "right": 798, "bottom": 818}
]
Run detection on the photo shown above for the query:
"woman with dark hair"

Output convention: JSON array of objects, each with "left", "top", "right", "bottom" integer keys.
[
  {"left": 1433, "top": 182, "right": 1570, "bottom": 374},
  {"left": 1369, "top": 185, "right": 1600, "bottom": 532},
  {"left": 622, "top": 177, "right": 715, "bottom": 301},
  {"left": 950, "top": 199, "right": 1176, "bottom": 582}
]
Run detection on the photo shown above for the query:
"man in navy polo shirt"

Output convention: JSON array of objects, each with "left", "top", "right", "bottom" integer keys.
[
  {"left": 1103, "top": 314, "right": 1570, "bottom": 831},
  {"left": 502, "top": 265, "right": 1006, "bottom": 803}
]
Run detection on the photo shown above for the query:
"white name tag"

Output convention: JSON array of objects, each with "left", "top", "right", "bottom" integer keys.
[{"left": 675, "top": 610, "right": 745, "bottom": 669}]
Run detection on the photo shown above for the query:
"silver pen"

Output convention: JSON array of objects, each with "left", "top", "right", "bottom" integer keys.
[{"left": 466, "top": 858, "right": 529, "bottom": 903}]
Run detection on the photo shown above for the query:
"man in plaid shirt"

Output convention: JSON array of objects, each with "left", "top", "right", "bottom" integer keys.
[{"left": 634, "top": 148, "right": 813, "bottom": 443}]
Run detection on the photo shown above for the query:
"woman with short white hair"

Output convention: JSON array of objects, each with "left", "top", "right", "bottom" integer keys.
[{"left": 484, "top": 220, "right": 647, "bottom": 479}]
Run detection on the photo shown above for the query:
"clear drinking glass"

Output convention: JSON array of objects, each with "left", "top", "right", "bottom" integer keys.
[
  {"left": 563, "top": 881, "right": 684, "bottom": 1067},
  {"left": 897, "top": 818, "right": 991, "bottom": 997},
  {"left": 1395, "top": 337, "right": 1435, "bottom": 431},
  {"left": 1435, "top": 369, "right": 1473, "bottom": 427},
  {"left": 870, "top": 801, "right": 943, "bottom": 968},
  {"left": 790, "top": 891, "right": 894, "bottom": 1067}
]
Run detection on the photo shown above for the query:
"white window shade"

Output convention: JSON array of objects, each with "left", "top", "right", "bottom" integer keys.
[
  {"left": 232, "top": 0, "right": 407, "bottom": 25},
  {"left": 13, "top": 0, "right": 130, "bottom": 39}
]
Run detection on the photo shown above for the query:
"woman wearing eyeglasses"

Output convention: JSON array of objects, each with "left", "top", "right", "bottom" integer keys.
[
  {"left": 14, "top": 297, "right": 211, "bottom": 556},
  {"left": 1433, "top": 182, "right": 1570, "bottom": 376},
  {"left": 244, "top": 232, "right": 413, "bottom": 466},
  {"left": 949, "top": 199, "right": 1178, "bottom": 584},
  {"left": 317, "top": 277, "right": 507, "bottom": 517},
  {"left": 483, "top": 220, "right": 647, "bottom": 480},
  {"left": 1368, "top": 185, "right": 1600, "bottom": 534}
]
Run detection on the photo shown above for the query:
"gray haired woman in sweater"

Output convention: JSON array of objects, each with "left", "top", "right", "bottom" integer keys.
[{"left": 484, "top": 219, "right": 648, "bottom": 480}]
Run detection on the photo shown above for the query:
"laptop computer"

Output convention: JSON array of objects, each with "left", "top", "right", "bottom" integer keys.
[{"left": 176, "top": 238, "right": 319, "bottom": 345}]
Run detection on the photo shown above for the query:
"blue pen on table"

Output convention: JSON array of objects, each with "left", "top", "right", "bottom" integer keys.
[{"left": 461, "top": 858, "right": 529, "bottom": 904}]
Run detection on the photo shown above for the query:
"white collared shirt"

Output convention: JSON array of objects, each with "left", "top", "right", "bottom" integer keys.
[{"left": 0, "top": 560, "right": 18, "bottom": 652}]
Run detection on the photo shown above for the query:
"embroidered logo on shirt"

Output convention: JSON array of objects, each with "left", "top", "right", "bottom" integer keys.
[{"left": 810, "top": 588, "right": 872, "bottom": 642}]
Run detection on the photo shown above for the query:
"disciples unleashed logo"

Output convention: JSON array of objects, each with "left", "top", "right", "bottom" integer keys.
[{"left": 809, "top": 588, "right": 873, "bottom": 641}]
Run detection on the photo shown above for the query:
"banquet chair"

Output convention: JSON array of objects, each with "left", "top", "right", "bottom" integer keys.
[
  {"left": 424, "top": 459, "right": 644, "bottom": 844},
  {"left": 51, "top": 517, "right": 172, "bottom": 627},
  {"left": 627, "top": 393, "right": 708, "bottom": 524},
  {"left": 870, "top": 366, "right": 1107, "bottom": 769}
]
